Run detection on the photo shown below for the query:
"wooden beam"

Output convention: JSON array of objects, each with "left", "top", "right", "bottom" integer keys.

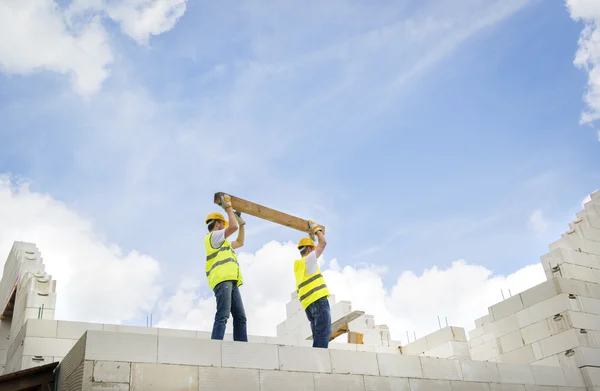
[
  {"left": 214, "top": 192, "right": 325, "bottom": 235},
  {"left": 306, "top": 310, "right": 364, "bottom": 341}
]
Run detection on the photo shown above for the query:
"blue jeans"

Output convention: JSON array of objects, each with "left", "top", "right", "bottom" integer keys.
[
  {"left": 211, "top": 280, "right": 248, "bottom": 342},
  {"left": 305, "top": 297, "right": 331, "bottom": 348}
]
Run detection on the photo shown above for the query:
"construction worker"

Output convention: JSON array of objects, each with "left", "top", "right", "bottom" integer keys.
[
  {"left": 204, "top": 194, "right": 248, "bottom": 342},
  {"left": 294, "top": 221, "right": 330, "bottom": 348}
]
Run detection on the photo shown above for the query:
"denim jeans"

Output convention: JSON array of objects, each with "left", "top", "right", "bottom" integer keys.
[
  {"left": 211, "top": 280, "right": 248, "bottom": 342},
  {"left": 305, "top": 296, "right": 331, "bottom": 348}
]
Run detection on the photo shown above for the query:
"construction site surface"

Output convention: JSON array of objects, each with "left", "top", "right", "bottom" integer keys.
[{"left": 0, "top": 191, "right": 599, "bottom": 390}]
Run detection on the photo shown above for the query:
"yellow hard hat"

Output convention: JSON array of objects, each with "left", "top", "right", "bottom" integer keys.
[
  {"left": 297, "top": 237, "right": 315, "bottom": 249},
  {"left": 205, "top": 212, "right": 229, "bottom": 227}
]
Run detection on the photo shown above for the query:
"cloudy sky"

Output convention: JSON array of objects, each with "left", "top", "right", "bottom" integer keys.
[{"left": 0, "top": 0, "right": 599, "bottom": 343}]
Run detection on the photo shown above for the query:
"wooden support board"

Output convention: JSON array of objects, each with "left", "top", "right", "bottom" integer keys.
[
  {"left": 214, "top": 192, "right": 325, "bottom": 235},
  {"left": 306, "top": 310, "right": 364, "bottom": 341}
]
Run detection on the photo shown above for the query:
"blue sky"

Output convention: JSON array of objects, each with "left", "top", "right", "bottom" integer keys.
[{"left": 0, "top": 0, "right": 599, "bottom": 334}]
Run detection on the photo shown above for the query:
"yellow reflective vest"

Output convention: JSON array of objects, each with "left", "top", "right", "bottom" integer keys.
[
  {"left": 205, "top": 232, "right": 243, "bottom": 291},
  {"left": 294, "top": 257, "right": 330, "bottom": 310}
]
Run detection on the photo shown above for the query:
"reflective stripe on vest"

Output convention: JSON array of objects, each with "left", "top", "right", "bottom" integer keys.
[
  {"left": 294, "top": 257, "right": 330, "bottom": 310},
  {"left": 205, "top": 232, "right": 243, "bottom": 291}
]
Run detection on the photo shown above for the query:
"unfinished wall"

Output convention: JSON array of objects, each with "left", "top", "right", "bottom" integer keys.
[{"left": 57, "top": 330, "right": 589, "bottom": 391}]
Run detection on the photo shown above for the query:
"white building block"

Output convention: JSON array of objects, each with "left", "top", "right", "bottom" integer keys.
[
  {"left": 24, "top": 319, "right": 57, "bottom": 338},
  {"left": 475, "top": 314, "right": 492, "bottom": 328},
  {"left": 23, "top": 337, "right": 75, "bottom": 357},
  {"left": 93, "top": 361, "right": 131, "bottom": 383},
  {"left": 531, "top": 355, "right": 560, "bottom": 367},
  {"left": 449, "top": 381, "right": 491, "bottom": 391},
  {"left": 277, "top": 345, "right": 331, "bottom": 373},
  {"left": 57, "top": 321, "right": 103, "bottom": 339},
  {"left": 157, "top": 335, "right": 221, "bottom": 366},
  {"left": 21, "top": 355, "right": 53, "bottom": 370},
  {"left": 157, "top": 327, "right": 196, "bottom": 339},
  {"left": 330, "top": 301, "right": 352, "bottom": 322},
  {"left": 425, "top": 327, "right": 467, "bottom": 349},
  {"left": 423, "top": 341, "right": 470, "bottom": 359},
  {"left": 115, "top": 325, "right": 157, "bottom": 335},
  {"left": 490, "top": 295, "right": 524, "bottom": 322},
  {"left": 573, "top": 346, "right": 600, "bottom": 367},
  {"left": 542, "top": 248, "right": 600, "bottom": 270},
  {"left": 499, "top": 330, "right": 525, "bottom": 353},
  {"left": 314, "top": 373, "right": 364, "bottom": 391},
  {"left": 259, "top": 370, "right": 314, "bottom": 391},
  {"left": 497, "top": 363, "right": 535, "bottom": 385},
  {"left": 576, "top": 296, "right": 600, "bottom": 314},
  {"left": 517, "top": 295, "right": 574, "bottom": 328},
  {"left": 470, "top": 328, "right": 485, "bottom": 339},
  {"left": 198, "top": 367, "right": 259, "bottom": 391},
  {"left": 290, "top": 290, "right": 298, "bottom": 300},
  {"left": 460, "top": 360, "right": 500, "bottom": 383},
  {"left": 531, "top": 365, "right": 567, "bottom": 386},
  {"left": 408, "top": 379, "right": 452, "bottom": 391},
  {"left": 493, "top": 314, "right": 520, "bottom": 337},
  {"left": 499, "top": 345, "right": 535, "bottom": 364},
  {"left": 581, "top": 367, "right": 600, "bottom": 387},
  {"left": 85, "top": 331, "right": 158, "bottom": 363},
  {"left": 521, "top": 319, "right": 551, "bottom": 345},
  {"left": 403, "top": 335, "right": 429, "bottom": 355},
  {"left": 364, "top": 375, "right": 409, "bottom": 391},
  {"left": 539, "top": 329, "right": 582, "bottom": 358},
  {"left": 420, "top": 356, "right": 463, "bottom": 381},
  {"left": 222, "top": 341, "right": 278, "bottom": 370},
  {"left": 377, "top": 353, "right": 423, "bottom": 378},
  {"left": 285, "top": 298, "right": 302, "bottom": 318},
  {"left": 329, "top": 349, "right": 379, "bottom": 376},
  {"left": 130, "top": 363, "right": 198, "bottom": 391},
  {"left": 521, "top": 280, "right": 559, "bottom": 308},
  {"left": 587, "top": 282, "right": 600, "bottom": 299}
]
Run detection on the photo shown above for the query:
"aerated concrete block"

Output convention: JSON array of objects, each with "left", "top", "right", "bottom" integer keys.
[
  {"left": 490, "top": 295, "right": 524, "bottom": 322},
  {"left": 285, "top": 298, "right": 303, "bottom": 318},
  {"left": 85, "top": 331, "right": 158, "bottom": 363},
  {"left": 582, "top": 367, "right": 600, "bottom": 387},
  {"left": 130, "top": 363, "right": 198, "bottom": 391},
  {"left": 521, "top": 280, "right": 560, "bottom": 308},
  {"left": 21, "top": 355, "right": 53, "bottom": 370},
  {"left": 499, "top": 344, "right": 535, "bottom": 364},
  {"left": 22, "top": 336, "right": 75, "bottom": 357},
  {"left": 91, "top": 383, "right": 129, "bottom": 391},
  {"left": 500, "top": 330, "right": 525, "bottom": 353},
  {"left": 450, "top": 381, "right": 491, "bottom": 391},
  {"left": 260, "top": 370, "right": 315, "bottom": 391},
  {"left": 559, "top": 263, "right": 598, "bottom": 284},
  {"left": 198, "top": 367, "right": 259, "bottom": 391},
  {"left": 158, "top": 335, "right": 221, "bottom": 366},
  {"left": 57, "top": 321, "right": 103, "bottom": 339},
  {"left": 497, "top": 363, "right": 536, "bottom": 384},
  {"left": 330, "top": 349, "right": 379, "bottom": 376},
  {"left": 313, "top": 373, "right": 364, "bottom": 391},
  {"left": 364, "top": 375, "right": 409, "bottom": 391},
  {"left": 157, "top": 327, "right": 196, "bottom": 338},
  {"left": 420, "top": 356, "right": 462, "bottom": 381},
  {"left": 460, "top": 360, "right": 500, "bottom": 383},
  {"left": 222, "top": 341, "right": 278, "bottom": 370},
  {"left": 493, "top": 314, "right": 520, "bottom": 337},
  {"left": 576, "top": 296, "right": 600, "bottom": 314},
  {"left": 539, "top": 329, "right": 582, "bottom": 358},
  {"left": 115, "top": 325, "right": 157, "bottom": 335},
  {"left": 531, "top": 355, "right": 560, "bottom": 367},
  {"left": 93, "top": 361, "right": 130, "bottom": 383},
  {"left": 408, "top": 378, "right": 452, "bottom": 391},
  {"left": 403, "top": 335, "right": 429, "bottom": 355},
  {"left": 24, "top": 319, "right": 57, "bottom": 338},
  {"left": 377, "top": 353, "right": 423, "bottom": 378},
  {"left": 517, "top": 295, "right": 573, "bottom": 329},
  {"left": 278, "top": 345, "right": 331, "bottom": 373},
  {"left": 522, "top": 320, "right": 551, "bottom": 345},
  {"left": 425, "top": 327, "right": 467, "bottom": 349},
  {"left": 531, "top": 365, "right": 567, "bottom": 386}
]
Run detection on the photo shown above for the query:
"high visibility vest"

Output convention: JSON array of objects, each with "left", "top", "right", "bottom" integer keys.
[
  {"left": 294, "top": 257, "right": 330, "bottom": 310},
  {"left": 205, "top": 232, "right": 243, "bottom": 291}
]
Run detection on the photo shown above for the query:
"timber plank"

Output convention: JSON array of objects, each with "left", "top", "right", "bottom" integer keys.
[
  {"left": 306, "top": 310, "right": 365, "bottom": 341},
  {"left": 214, "top": 192, "right": 326, "bottom": 234}
]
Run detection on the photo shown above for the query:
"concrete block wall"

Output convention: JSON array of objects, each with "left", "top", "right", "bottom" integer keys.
[
  {"left": 55, "top": 330, "right": 586, "bottom": 391},
  {"left": 402, "top": 326, "right": 470, "bottom": 360}
]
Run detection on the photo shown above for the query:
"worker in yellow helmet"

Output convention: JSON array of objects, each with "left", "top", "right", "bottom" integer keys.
[
  {"left": 294, "top": 221, "right": 330, "bottom": 348},
  {"left": 204, "top": 194, "right": 248, "bottom": 342}
]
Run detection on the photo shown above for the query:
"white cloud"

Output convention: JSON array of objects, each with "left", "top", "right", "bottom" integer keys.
[
  {"left": 0, "top": 175, "right": 162, "bottom": 324},
  {"left": 0, "top": 0, "right": 187, "bottom": 95},
  {"left": 529, "top": 209, "right": 550, "bottom": 237},
  {"left": 567, "top": 0, "right": 600, "bottom": 130},
  {"left": 157, "top": 241, "right": 546, "bottom": 343}
]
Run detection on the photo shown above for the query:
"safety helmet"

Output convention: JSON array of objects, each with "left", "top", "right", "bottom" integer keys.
[
  {"left": 297, "top": 237, "right": 315, "bottom": 249},
  {"left": 205, "top": 212, "right": 229, "bottom": 227}
]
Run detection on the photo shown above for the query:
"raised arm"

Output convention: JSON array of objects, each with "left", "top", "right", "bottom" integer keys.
[
  {"left": 221, "top": 194, "right": 239, "bottom": 239},
  {"left": 309, "top": 220, "right": 327, "bottom": 258},
  {"left": 231, "top": 211, "right": 246, "bottom": 249}
]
